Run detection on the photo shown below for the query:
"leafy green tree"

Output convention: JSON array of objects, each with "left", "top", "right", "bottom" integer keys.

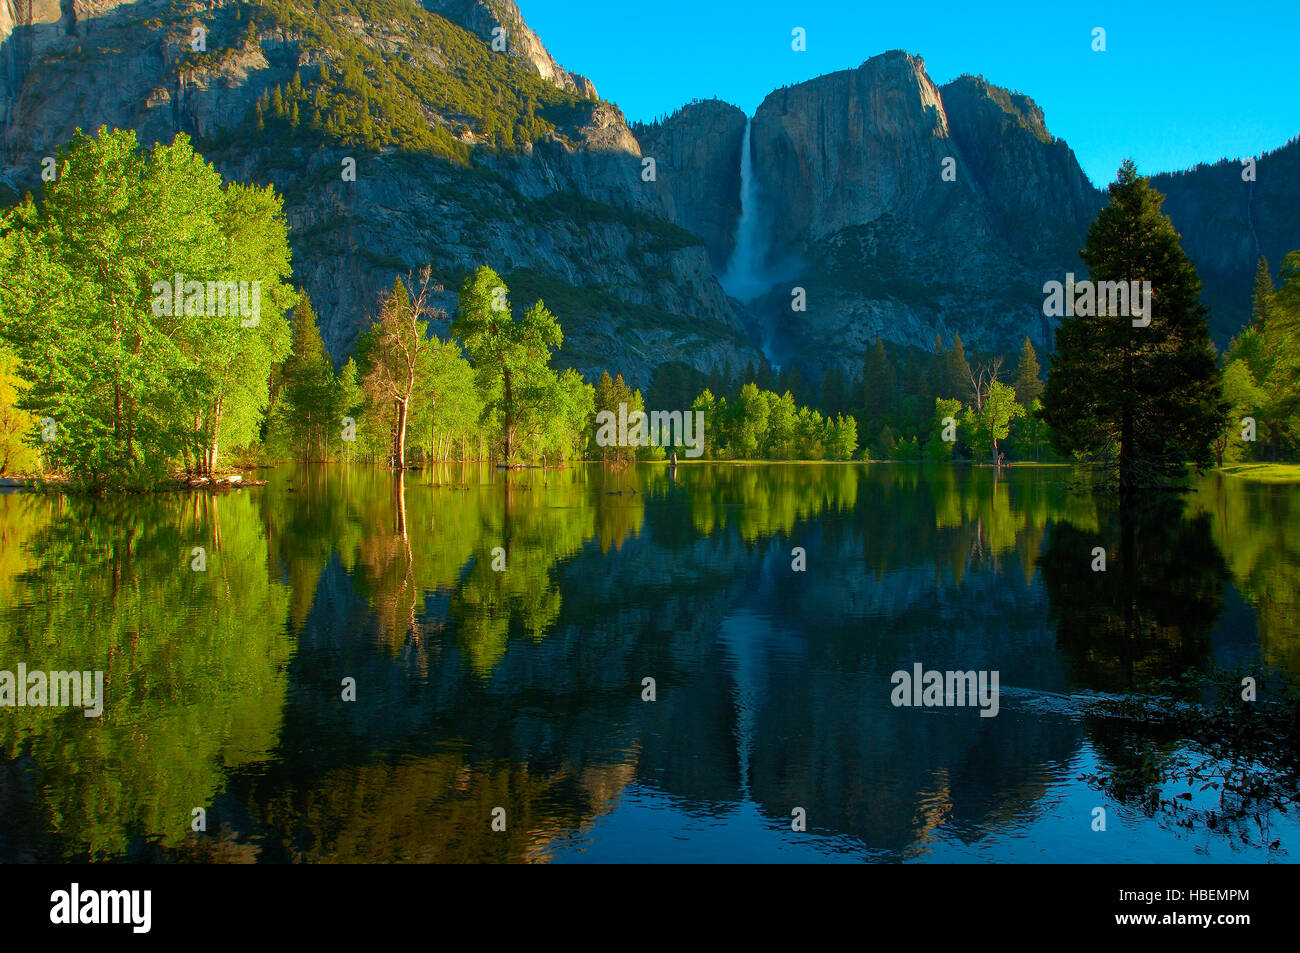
[
  {"left": 924, "top": 397, "right": 963, "bottom": 460},
  {"left": 827, "top": 414, "right": 859, "bottom": 460},
  {"left": 690, "top": 388, "right": 718, "bottom": 458},
  {"left": 592, "top": 370, "right": 636, "bottom": 465},
  {"left": 765, "top": 390, "right": 798, "bottom": 458},
  {"left": 1213, "top": 358, "right": 1265, "bottom": 466},
  {"left": 1041, "top": 160, "right": 1227, "bottom": 495},
  {"left": 546, "top": 368, "right": 595, "bottom": 462},
  {"left": 889, "top": 434, "right": 920, "bottom": 460},
  {"left": 1011, "top": 397, "right": 1053, "bottom": 462},
  {"left": 967, "top": 380, "right": 1025, "bottom": 463},
  {"left": 406, "top": 336, "right": 480, "bottom": 463},
  {"left": 0, "top": 127, "right": 295, "bottom": 488},
  {"left": 335, "top": 357, "right": 363, "bottom": 460},
  {"left": 794, "top": 407, "right": 825, "bottom": 459},
  {"left": 0, "top": 345, "right": 39, "bottom": 474},
  {"left": 731, "top": 381, "right": 770, "bottom": 459},
  {"left": 452, "top": 266, "right": 563, "bottom": 463}
]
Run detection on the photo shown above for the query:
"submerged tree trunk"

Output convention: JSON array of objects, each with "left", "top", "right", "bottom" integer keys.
[{"left": 393, "top": 396, "right": 409, "bottom": 469}]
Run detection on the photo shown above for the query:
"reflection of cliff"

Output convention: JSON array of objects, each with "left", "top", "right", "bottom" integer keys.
[{"left": 1, "top": 463, "right": 1268, "bottom": 861}]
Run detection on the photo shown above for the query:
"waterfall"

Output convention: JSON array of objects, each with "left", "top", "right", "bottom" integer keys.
[
  {"left": 720, "top": 119, "right": 769, "bottom": 302},
  {"left": 720, "top": 117, "right": 783, "bottom": 368}
]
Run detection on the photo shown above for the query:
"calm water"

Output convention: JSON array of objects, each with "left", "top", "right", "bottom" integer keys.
[{"left": 1, "top": 463, "right": 1297, "bottom": 863}]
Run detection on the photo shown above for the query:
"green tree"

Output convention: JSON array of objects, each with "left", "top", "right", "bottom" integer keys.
[
  {"left": 945, "top": 333, "right": 972, "bottom": 399},
  {"left": 0, "top": 127, "right": 295, "bottom": 488},
  {"left": 1251, "top": 256, "right": 1273, "bottom": 330},
  {"left": 1041, "top": 159, "right": 1226, "bottom": 495},
  {"left": 924, "top": 397, "right": 963, "bottom": 460},
  {"left": 731, "top": 381, "right": 770, "bottom": 459},
  {"left": 968, "top": 380, "right": 1025, "bottom": 463},
  {"left": 874, "top": 423, "right": 896, "bottom": 460},
  {"left": 862, "top": 337, "right": 898, "bottom": 422},
  {"left": 453, "top": 266, "right": 563, "bottom": 463},
  {"left": 827, "top": 414, "right": 858, "bottom": 460},
  {"left": 1014, "top": 336, "right": 1043, "bottom": 406},
  {"left": 0, "top": 345, "right": 39, "bottom": 474},
  {"left": 274, "top": 294, "right": 338, "bottom": 460},
  {"left": 690, "top": 388, "right": 718, "bottom": 459},
  {"left": 765, "top": 390, "right": 798, "bottom": 458}
]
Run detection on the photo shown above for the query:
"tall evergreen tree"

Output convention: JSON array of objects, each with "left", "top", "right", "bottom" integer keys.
[
  {"left": 863, "top": 337, "right": 897, "bottom": 421},
  {"left": 277, "top": 294, "right": 338, "bottom": 460},
  {"left": 945, "top": 333, "right": 971, "bottom": 399},
  {"left": 1041, "top": 159, "right": 1226, "bottom": 495},
  {"left": 1014, "top": 336, "right": 1043, "bottom": 406},
  {"left": 1251, "top": 255, "right": 1274, "bottom": 330}
]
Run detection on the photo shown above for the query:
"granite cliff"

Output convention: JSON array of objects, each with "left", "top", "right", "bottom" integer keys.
[
  {"left": 0, "top": 0, "right": 763, "bottom": 386},
  {"left": 3, "top": 5, "right": 1296, "bottom": 385}
]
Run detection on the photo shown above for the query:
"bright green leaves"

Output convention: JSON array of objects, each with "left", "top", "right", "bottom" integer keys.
[{"left": 0, "top": 127, "right": 296, "bottom": 488}]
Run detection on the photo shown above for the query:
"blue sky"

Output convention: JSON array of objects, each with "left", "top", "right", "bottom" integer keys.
[{"left": 518, "top": 0, "right": 1300, "bottom": 187}]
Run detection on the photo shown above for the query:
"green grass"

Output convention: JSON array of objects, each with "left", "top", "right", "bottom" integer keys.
[{"left": 1217, "top": 463, "right": 1300, "bottom": 483}]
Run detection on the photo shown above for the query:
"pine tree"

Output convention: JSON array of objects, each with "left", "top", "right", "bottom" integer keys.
[
  {"left": 277, "top": 295, "right": 337, "bottom": 460},
  {"left": 1014, "top": 336, "right": 1043, "bottom": 405},
  {"left": 946, "top": 333, "right": 971, "bottom": 399},
  {"left": 1041, "top": 159, "right": 1226, "bottom": 496},
  {"left": 863, "top": 338, "right": 897, "bottom": 421},
  {"left": 1251, "top": 256, "right": 1274, "bottom": 330}
]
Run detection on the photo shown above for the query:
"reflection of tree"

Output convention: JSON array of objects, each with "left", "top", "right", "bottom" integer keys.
[
  {"left": 1188, "top": 474, "right": 1300, "bottom": 676},
  {"left": 448, "top": 470, "right": 594, "bottom": 675},
  {"left": 680, "top": 464, "right": 858, "bottom": 541},
  {"left": 0, "top": 493, "right": 292, "bottom": 859},
  {"left": 1040, "top": 495, "right": 1227, "bottom": 690}
]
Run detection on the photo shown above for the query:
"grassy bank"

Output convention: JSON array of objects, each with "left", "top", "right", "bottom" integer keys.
[{"left": 1218, "top": 463, "right": 1300, "bottom": 483}]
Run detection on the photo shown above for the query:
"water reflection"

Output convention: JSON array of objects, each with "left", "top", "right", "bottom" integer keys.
[{"left": 0, "top": 463, "right": 1296, "bottom": 862}]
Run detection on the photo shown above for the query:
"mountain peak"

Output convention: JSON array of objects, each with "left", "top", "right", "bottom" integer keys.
[{"left": 419, "top": 0, "right": 597, "bottom": 98}]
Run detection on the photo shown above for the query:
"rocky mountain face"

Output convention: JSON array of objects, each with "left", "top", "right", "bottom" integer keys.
[
  {"left": 3, "top": 3, "right": 1296, "bottom": 386},
  {"left": 733, "top": 52, "right": 1104, "bottom": 373},
  {"left": 632, "top": 99, "right": 747, "bottom": 274},
  {"left": 0, "top": 0, "right": 763, "bottom": 387},
  {"left": 421, "top": 0, "right": 598, "bottom": 99},
  {"left": 1151, "top": 139, "right": 1300, "bottom": 342}
]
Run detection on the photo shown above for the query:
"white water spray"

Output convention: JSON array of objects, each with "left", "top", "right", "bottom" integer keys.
[{"left": 720, "top": 119, "right": 770, "bottom": 302}]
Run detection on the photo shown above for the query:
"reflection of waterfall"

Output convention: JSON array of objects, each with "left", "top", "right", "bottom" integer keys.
[
  {"left": 720, "top": 119, "right": 770, "bottom": 303},
  {"left": 717, "top": 610, "right": 768, "bottom": 799}
]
